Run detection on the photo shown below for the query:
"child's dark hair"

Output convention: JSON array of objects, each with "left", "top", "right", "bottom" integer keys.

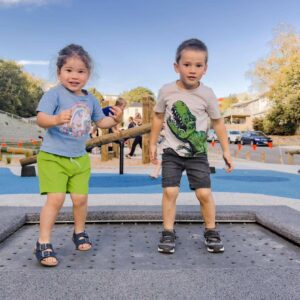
[
  {"left": 56, "top": 44, "right": 92, "bottom": 72},
  {"left": 115, "top": 97, "right": 127, "bottom": 107},
  {"left": 176, "top": 39, "right": 208, "bottom": 63}
]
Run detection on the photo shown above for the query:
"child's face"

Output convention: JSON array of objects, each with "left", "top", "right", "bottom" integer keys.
[
  {"left": 58, "top": 56, "right": 90, "bottom": 95},
  {"left": 174, "top": 49, "right": 207, "bottom": 90}
]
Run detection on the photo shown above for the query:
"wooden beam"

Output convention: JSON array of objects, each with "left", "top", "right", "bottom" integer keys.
[
  {"left": 86, "top": 123, "right": 151, "bottom": 149},
  {"left": 20, "top": 123, "right": 152, "bottom": 166},
  {"left": 0, "top": 147, "right": 37, "bottom": 155},
  {"left": 20, "top": 155, "right": 37, "bottom": 166},
  {"left": 285, "top": 150, "right": 300, "bottom": 155}
]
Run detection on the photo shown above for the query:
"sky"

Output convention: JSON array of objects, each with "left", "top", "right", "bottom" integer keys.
[{"left": 0, "top": 0, "right": 300, "bottom": 98}]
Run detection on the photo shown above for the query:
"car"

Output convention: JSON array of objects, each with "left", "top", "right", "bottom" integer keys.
[
  {"left": 207, "top": 129, "right": 218, "bottom": 142},
  {"left": 240, "top": 131, "right": 272, "bottom": 146},
  {"left": 227, "top": 130, "right": 242, "bottom": 144}
]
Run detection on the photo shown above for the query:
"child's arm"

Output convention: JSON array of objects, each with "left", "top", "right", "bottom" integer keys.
[
  {"left": 150, "top": 112, "right": 164, "bottom": 164},
  {"left": 36, "top": 110, "right": 72, "bottom": 128},
  {"left": 211, "top": 118, "right": 233, "bottom": 172},
  {"left": 95, "top": 106, "right": 122, "bottom": 129}
]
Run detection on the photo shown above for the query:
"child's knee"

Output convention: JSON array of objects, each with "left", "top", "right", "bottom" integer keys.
[
  {"left": 46, "top": 193, "right": 65, "bottom": 209},
  {"left": 163, "top": 187, "right": 179, "bottom": 200},
  {"left": 195, "top": 188, "right": 212, "bottom": 203},
  {"left": 72, "top": 195, "right": 88, "bottom": 208}
]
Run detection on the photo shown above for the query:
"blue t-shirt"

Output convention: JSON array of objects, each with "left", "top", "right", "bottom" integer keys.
[{"left": 36, "top": 84, "right": 105, "bottom": 157}]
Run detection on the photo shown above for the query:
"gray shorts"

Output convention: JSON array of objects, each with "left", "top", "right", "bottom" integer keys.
[{"left": 161, "top": 148, "right": 211, "bottom": 190}]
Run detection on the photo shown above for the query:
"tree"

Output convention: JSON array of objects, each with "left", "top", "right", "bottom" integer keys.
[
  {"left": 88, "top": 88, "right": 104, "bottom": 104},
  {"left": 219, "top": 95, "right": 238, "bottom": 113},
  {"left": 19, "top": 73, "right": 44, "bottom": 117},
  {"left": 0, "top": 59, "right": 43, "bottom": 117},
  {"left": 120, "top": 87, "right": 155, "bottom": 104},
  {"left": 252, "top": 117, "right": 264, "bottom": 132},
  {"left": 248, "top": 25, "right": 300, "bottom": 134}
]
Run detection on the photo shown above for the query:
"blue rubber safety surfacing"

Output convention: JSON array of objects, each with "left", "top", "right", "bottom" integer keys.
[{"left": 0, "top": 167, "right": 299, "bottom": 199}]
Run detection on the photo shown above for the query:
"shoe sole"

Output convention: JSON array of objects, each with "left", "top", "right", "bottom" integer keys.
[
  {"left": 158, "top": 247, "right": 175, "bottom": 254},
  {"left": 206, "top": 246, "right": 224, "bottom": 253},
  {"left": 205, "top": 241, "right": 224, "bottom": 253}
]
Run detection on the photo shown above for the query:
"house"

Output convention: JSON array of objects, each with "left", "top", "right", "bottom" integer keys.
[{"left": 223, "top": 97, "right": 271, "bottom": 131}]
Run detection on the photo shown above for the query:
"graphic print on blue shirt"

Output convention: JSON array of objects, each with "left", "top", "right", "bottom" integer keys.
[{"left": 59, "top": 103, "right": 91, "bottom": 137}]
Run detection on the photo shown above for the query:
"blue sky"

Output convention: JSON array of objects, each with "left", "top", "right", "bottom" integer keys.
[{"left": 0, "top": 0, "right": 300, "bottom": 98}]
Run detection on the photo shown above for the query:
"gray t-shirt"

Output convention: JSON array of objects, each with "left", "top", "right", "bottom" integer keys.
[
  {"left": 154, "top": 81, "right": 221, "bottom": 157},
  {"left": 37, "top": 84, "right": 105, "bottom": 157}
]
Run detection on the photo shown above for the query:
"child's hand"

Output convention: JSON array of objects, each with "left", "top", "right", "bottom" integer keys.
[
  {"left": 223, "top": 151, "right": 233, "bottom": 173},
  {"left": 56, "top": 109, "right": 72, "bottom": 125},
  {"left": 150, "top": 144, "right": 158, "bottom": 164},
  {"left": 110, "top": 106, "right": 122, "bottom": 123}
]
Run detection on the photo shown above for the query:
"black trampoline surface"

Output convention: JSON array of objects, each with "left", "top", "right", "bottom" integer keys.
[{"left": 0, "top": 223, "right": 299, "bottom": 271}]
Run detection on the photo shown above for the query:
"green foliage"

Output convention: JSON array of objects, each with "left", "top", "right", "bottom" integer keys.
[
  {"left": 263, "top": 102, "right": 297, "bottom": 135},
  {"left": 0, "top": 59, "right": 43, "bottom": 117},
  {"left": 252, "top": 117, "right": 264, "bottom": 131},
  {"left": 88, "top": 88, "right": 104, "bottom": 104},
  {"left": 248, "top": 25, "right": 300, "bottom": 135},
  {"left": 0, "top": 154, "right": 2, "bottom": 161},
  {"left": 219, "top": 95, "right": 238, "bottom": 113},
  {"left": 121, "top": 87, "right": 155, "bottom": 104}
]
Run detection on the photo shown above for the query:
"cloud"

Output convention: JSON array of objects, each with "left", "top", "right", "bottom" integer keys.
[
  {"left": 0, "top": 0, "right": 60, "bottom": 7},
  {"left": 17, "top": 60, "right": 49, "bottom": 66}
]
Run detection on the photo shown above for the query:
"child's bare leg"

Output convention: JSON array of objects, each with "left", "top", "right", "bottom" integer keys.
[
  {"left": 71, "top": 193, "right": 91, "bottom": 250},
  {"left": 39, "top": 192, "right": 65, "bottom": 265},
  {"left": 195, "top": 188, "right": 216, "bottom": 229},
  {"left": 162, "top": 187, "right": 179, "bottom": 230}
]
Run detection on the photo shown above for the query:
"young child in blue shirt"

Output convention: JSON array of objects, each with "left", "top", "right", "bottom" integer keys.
[
  {"left": 150, "top": 39, "right": 233, "bottom": 254},
  {"left": 35, "top": 44, "right": 122, "bottom": 267}
]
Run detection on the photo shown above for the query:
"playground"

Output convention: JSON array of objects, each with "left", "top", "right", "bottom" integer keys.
[{"left": 0, "top": 102, "right": 300, "bottom": 299}]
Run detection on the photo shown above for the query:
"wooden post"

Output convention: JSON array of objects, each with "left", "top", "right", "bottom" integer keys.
[
  {"left": 245, "top": 151, "right": 251, "bottom": 160},
  {"left": 260, "top": 150, "right": 266, "bottom": 162},
  {"left": 234, "top": 149, "right": 239, "bottom": 158},
  {"left": 287, "top": 153, "right": 294, "bottom": 165},
  {"left": 101, "top": 128, "right": 109, "bottom": 161},
  {"left": 112, "top": 142, "right": 119, "bottom": 158},
  {"left": 142, "top": 96, "right": 154, "bottom": 164}
]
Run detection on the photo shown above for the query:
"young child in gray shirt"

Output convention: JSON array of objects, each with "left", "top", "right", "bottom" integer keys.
[{"left": 150, "top": 38, "right": 233, "bottom": 254}]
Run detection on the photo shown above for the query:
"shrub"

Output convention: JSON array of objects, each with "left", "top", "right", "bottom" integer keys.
[
  {"left": 252, "top": 117, "right": 264, "bottom": 132},
  {"left": 263, "top": 102, "right": 297, "bottom": 135}
]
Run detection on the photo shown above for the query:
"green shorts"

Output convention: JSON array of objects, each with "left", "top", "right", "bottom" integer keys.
[{"left": 37, "top": 151, "right": 91, "bottom": 195}]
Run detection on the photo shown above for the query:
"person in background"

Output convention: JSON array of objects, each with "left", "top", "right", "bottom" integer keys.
[
  {"left": 126, "top": 112, "right": 143, "bottom": 158},
  {"left": 126, "top": 116, "right": 136, "bottom": 149}
]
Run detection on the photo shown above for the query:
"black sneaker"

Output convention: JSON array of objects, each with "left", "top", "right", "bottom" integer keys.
[
  {"left": 204, "top": 229, "right": 224, "bottom": 253},
  {"left": 158, "top": 230, "right": 176, "bottom": 254}
]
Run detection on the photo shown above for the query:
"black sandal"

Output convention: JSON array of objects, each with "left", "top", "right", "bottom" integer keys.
[
  {"left": 72, "top": 231, "right": 92, "bottom": 251},
  {"left": 34, "top": 241, "right": 59, "bottom": 267}
]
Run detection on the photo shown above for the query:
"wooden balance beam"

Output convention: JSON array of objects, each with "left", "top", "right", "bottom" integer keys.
[
  {"left": 0, "top": 147, "right": 38, "bottom": 156},
  {"left": 20, "top": 123, "right": 152, "bottom": 167},
  {"left": 285, "top": 149, "right": 300, "bottom": 164}
]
